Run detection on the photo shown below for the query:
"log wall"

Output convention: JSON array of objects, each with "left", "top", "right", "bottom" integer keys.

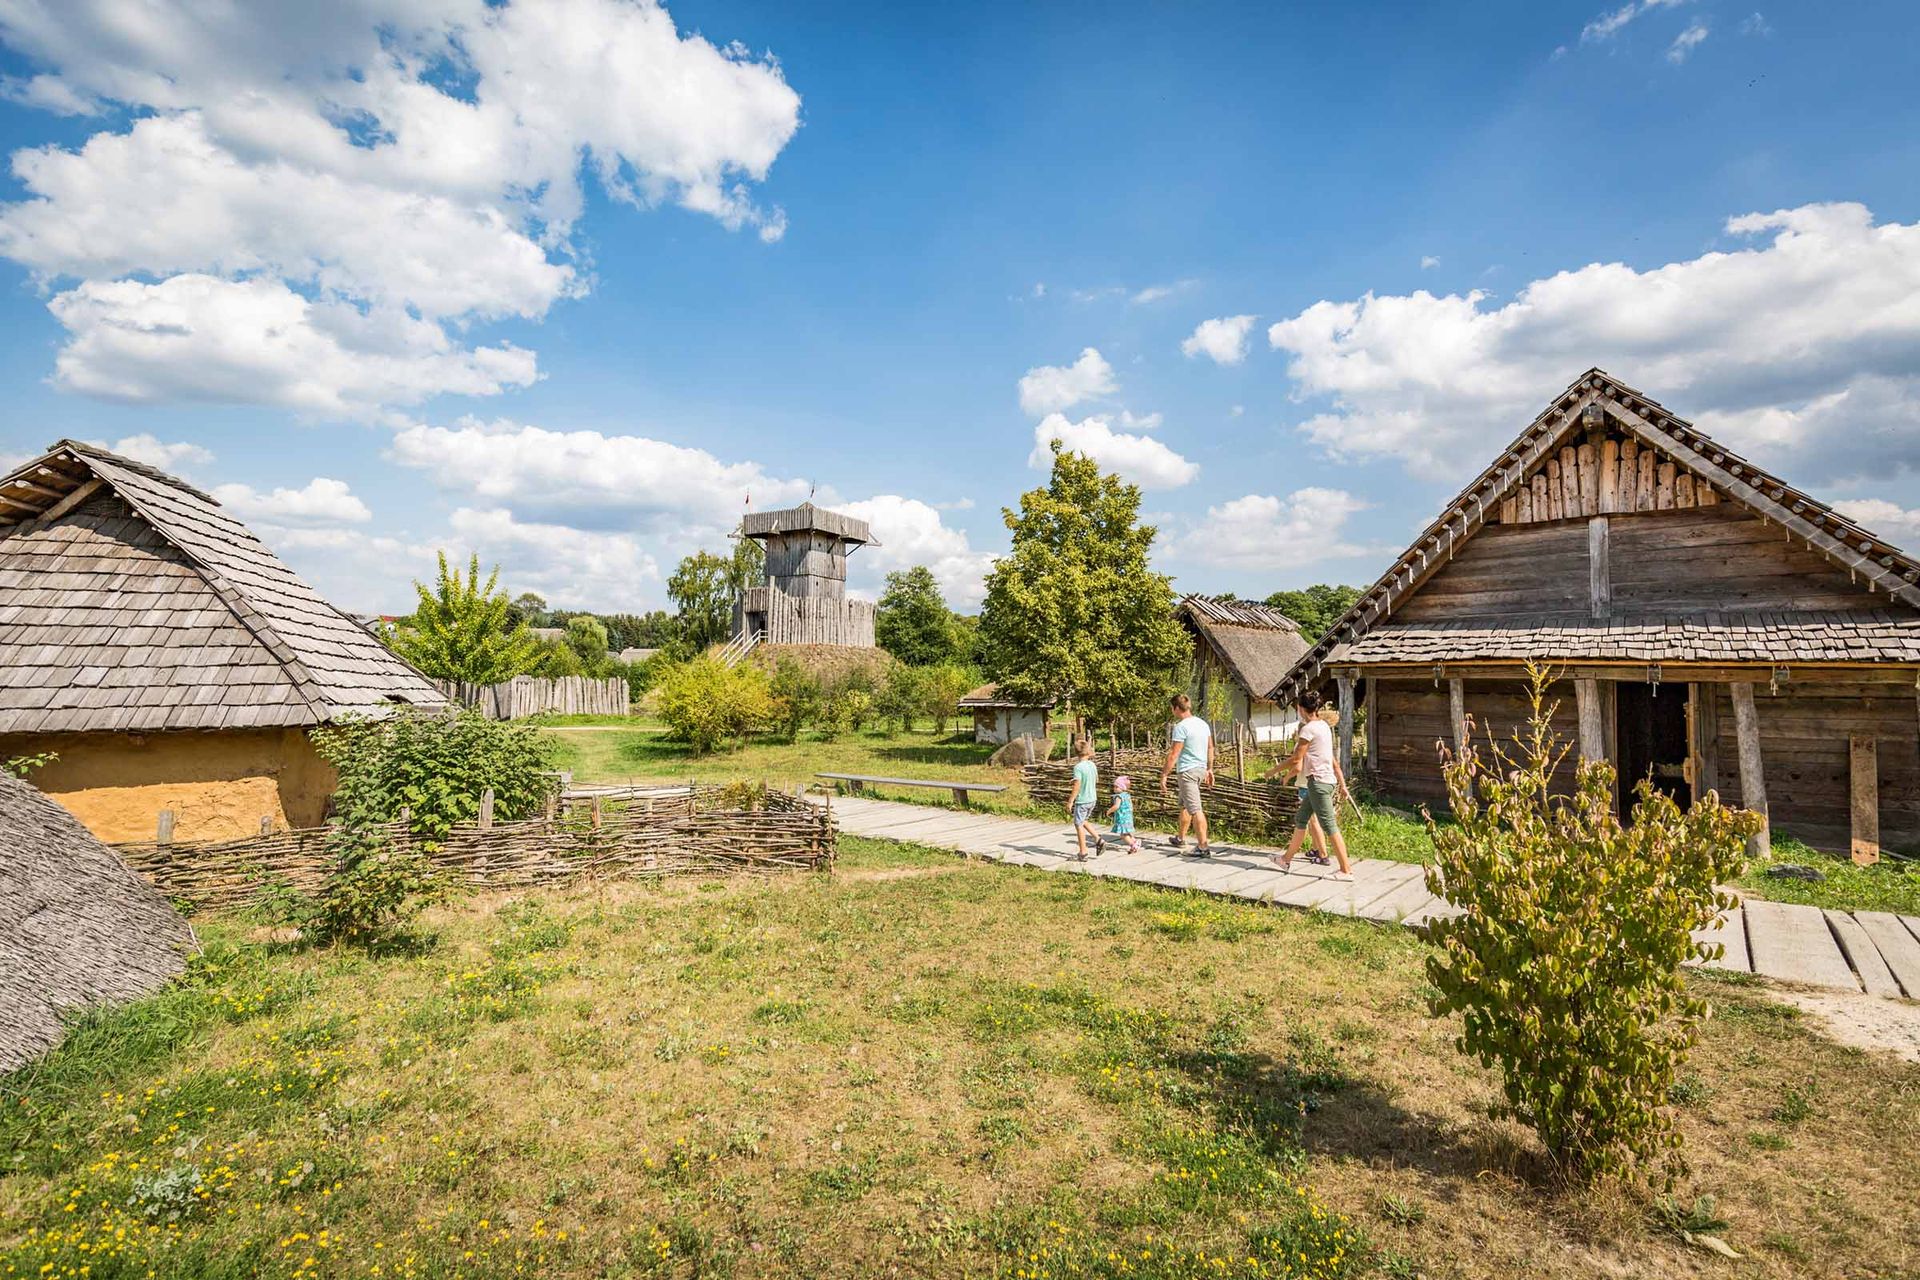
[
  {"left": 1369, "top": 677, "right": 1582, "bottom": 807},
  {"left": 1609, "top": 506, "right": 1889, "bottom": 614},
  {"left": 1394, "top": 521, "right": 1592, "bottom": 623},
  {"left": 1701, "top": 681, "right": 1920, "bottom": 851}
]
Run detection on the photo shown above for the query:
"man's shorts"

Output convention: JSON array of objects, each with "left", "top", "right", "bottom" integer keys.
[
  {"left": 1176, "top": 771, "right": 1205, "bottom": 816},
  {"left": 1071, "top": 803, "right": 1094, "bottom": 825},
  {"left": 1292, "top": 778, "right": 1340, "bottom": 834}
]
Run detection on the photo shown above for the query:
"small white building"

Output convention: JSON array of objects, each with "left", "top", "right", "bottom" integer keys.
[
  {"left": 1177, "top": 595, "right": 1310, "bottom": 743},
  {"left": 959, "top": 683, "right": 1054, "bottom": 745}
]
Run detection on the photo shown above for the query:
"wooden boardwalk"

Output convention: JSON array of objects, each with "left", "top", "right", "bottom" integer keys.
[{"left": 822, "top": 796, "right": 1920, "bottom": 1000}]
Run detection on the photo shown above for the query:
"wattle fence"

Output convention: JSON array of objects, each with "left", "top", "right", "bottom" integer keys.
[
  {"left": 1022, "top": 745, "right": 1300, "bottom": 838},
  {"left": 112, "top": 784, "right": 834, "bottom": 911},
  {"left": 432, "top": 674, "right": 628, "bottom": 719}
]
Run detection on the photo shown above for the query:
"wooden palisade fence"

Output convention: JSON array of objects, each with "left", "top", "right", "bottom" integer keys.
[
  {"left": 432, "top": 674, "right": 628, "bottom": 719},
  {"left": 114, "top": 784, "right": 832, "bottom": 911},
  {"left": 1022, "top": 745, "right": 1300, "bottom": 838}
]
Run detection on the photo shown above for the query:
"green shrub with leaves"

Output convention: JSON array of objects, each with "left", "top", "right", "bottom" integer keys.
[
  {"left": 307, "top": 708, "right": 555, "bottom": 945},
  {"left": 656, "top": 656, "right": 773, "bottom": 753},
  {"left": 768, "top": 659, "right": 821, "bottom": 742},
  {"left": 1423, "top": 665, "right": 1759, "bottom": 1184},
  {"left": 874, "top": 663, "right": 927, "bottom": 732}
]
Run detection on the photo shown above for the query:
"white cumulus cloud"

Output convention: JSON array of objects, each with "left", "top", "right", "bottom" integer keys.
[
  {"left": 211, "top": 476, "right": 372, "bottom": 526},
  {"left": 837, "top": 495, "right": 996, "bottom": 607},
  {"left": 1018, "top": 347, "right": 1116, "bottom": 417},
  {"left": 1264, "top": 202, "right": 1920, "bottom": 482},
  {"left": 1181, "top": 314, "right": 1257, "bottom": 366},
  {"left": 95, "top": 434, "right": 214, "bottom": 472},
  {"left": 1176, "top": 489, "right": 1371, "bottom": 571},
  {"left": 0, "top": 0, "right": 800, "bottom": 416},
  {"left": 1667, "top": 21, "right": 1709, "bottom": 62},
  {"left": 1833, "top": 499, "right": 1920, "bottom": 550},
  {"left": 1029, "top": 414, "right": 1199, "bottom": 489},
  {"left": 446, "top": 506, "right": 661, "bottom": 610}
]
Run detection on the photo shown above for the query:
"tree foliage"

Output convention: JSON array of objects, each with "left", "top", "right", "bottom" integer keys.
[
  {"left": 1423, "top": 666, "right": 1759, "bottom": 1185},
  {"left": 767, "top": 659, "right": 822, "bottom": 742},
  {"left": 564, "top": 615, "right": 610, "bottom": 668},
  {"left": 655, "top": 656, "right": 774, "bottom": 753},
  {"left": 1263, "top": 584, "right": 1363, "bottom": 642},
  {"left": 392, "top": 552, "right": 542, "bottom": 684},
  {"left": 668, "top": 538, "right": 765, "bottom": 652},
  {"left": 875, "top": 566, "right": 962, "bottom": 666},
  {"left": 307, "top": 709, "right": 555, "bottom": 944},
  {"left": 977, "top": 445, "right": 1188, "bottom": 726}
]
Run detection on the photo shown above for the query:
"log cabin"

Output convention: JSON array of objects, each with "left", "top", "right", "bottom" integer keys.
[{"left": 1269, "top": 370, "right": 1920, "bottom": 860}]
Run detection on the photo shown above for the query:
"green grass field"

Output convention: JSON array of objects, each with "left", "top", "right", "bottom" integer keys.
[
  {"left": 542, "top": 720, "right": 1920, "bottom": 914},
  {"left": 5, "top": 835, "right": 1915, "bottom": 1279}
]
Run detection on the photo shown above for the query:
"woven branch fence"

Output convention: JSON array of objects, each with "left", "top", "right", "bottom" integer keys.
[
  {"left": 432, "top": 674, "right": 629, "bottom": 719},
  {"left": 1023, "top": 745, "right": 1300, "bottom": 838},
  {"left": 113, "top": 785, "right": 833, "bottom": 911}
]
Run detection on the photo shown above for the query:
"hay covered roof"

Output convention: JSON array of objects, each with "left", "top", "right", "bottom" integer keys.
[
  {"left": 1178, "top": 595, "right": 1310, "bottom": 704},
  {"left": 0, "top": 439, "right": 447, "bottom": 733},
  {"left": 958, "top": 682, "right": 1054, "bottom": 709},
  {"left": 1270, "top": 370, "right": 1920, "bottom": 703},
  {"left": 0, "top": 771, "right": 195, "bottom": 1071}
]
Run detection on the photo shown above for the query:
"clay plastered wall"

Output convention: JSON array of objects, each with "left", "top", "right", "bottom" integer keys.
[{"left": 0, "top": 728, "right": 335, "bottom": 843}]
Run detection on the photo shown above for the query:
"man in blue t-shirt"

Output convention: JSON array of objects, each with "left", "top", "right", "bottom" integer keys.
[{"left": 1159, "top": 693, "right": 1215, "bottom": 855}]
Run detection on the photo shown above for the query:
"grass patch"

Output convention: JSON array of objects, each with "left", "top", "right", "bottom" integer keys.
[
  {"left": 2, "top": 834, "right": 1914, "bottom": 1279},
  {"left": 1734, "top": 838, "right": 1920, "bottom": 914}
]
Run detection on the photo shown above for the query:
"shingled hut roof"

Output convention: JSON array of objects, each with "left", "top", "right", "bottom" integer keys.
[
  {"left": 1269, "top": 369, "right": 1920, "bottom": 705},
  {"left": 1178, "top": 595, "right": 1310, "bottom": 703},
  {"left": 0, "top": 771, "right": 196, "bottom": 1071},
  {"left": 0, "top": 439, "right": 447, "bottom": 734},
  {"left": 739, "top": 502, "right": 875, "bottom": 545}
]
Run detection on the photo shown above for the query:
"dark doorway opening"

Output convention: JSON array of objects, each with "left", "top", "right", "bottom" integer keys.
[{"left": 1614, "top": 682, "right": 1691, "bottom": 816}]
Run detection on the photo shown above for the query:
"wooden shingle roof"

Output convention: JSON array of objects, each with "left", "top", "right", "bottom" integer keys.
[
  {"left": 1331, "top": 611, "right": 1920, "bottom": 666},
  {"left": 740, "top": 502, "right": 875, "bottom": 545},
  {"left": 1269, "top": 370, "right": 1920, "bottom": 703},
  {"left": 0, "top": 440, "right": 447, "bottom": 734}
]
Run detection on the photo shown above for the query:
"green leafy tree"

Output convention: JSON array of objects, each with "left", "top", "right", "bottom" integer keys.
[
  {"left": 875, "top": 566, "right": 961, "bottom": 666},
  {"left": 656, "top": 656, "right": 774, "bottom": 753},
  {"left": 917, "top": 662, "right": 976, "bottom": 734},
  {"left": 1263, "top": 584, "right": 1363, "bottom": 642},
  {"left": 565, "top": 615, "right": 611, "bottom": 669},
  {"left": 1424, "top": 665, "right": 1760, "bottom": 1185},
  {"left": 669, "top": 534, "right": 764, "bottom": 653},
  {"left": 977, "top": 444, "right": 1188, "bottom": 728},
  {"left": 768, "top": 659, "right": 822, "bottom": 742},
  {"left": 392, "top": 552, "right": 542, "bottom": 684},
  {"left": 874, "top": 663, "right": 928, "bottom": 731},
  {"left": 507, "top": 591, "right": 550, "bottom": 630},
  {"left": 603, "top": 610, "right": 679, "bottom": 651}
]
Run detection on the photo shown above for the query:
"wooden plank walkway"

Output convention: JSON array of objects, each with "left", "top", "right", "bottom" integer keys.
[{"left": 821, "top": 796, "right": 1920, "bottom": 1000}]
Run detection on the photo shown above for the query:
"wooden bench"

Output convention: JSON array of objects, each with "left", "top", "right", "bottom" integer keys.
[{"left": 816, "top": 772, "right": 1007, "bottom": 808}]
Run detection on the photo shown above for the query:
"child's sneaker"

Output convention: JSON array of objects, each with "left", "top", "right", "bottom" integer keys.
[
  {"left": 1168, "top": 835, "right": 1185, "bottom": 850},
  {"left": 1306, "top": 851, "right": 1332, "bottom": 866}
]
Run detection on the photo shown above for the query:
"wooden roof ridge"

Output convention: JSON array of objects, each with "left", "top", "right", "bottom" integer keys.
[
  {"left": 1267, "top": 368, "right": 1920, "bottom": 704},
  {"left": 1177, "top": 593, "right": 1304, "bottom": 632}
]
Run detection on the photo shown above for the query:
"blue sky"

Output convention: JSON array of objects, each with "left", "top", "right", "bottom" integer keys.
[{"left": 1, "top": 0, "right": 1917, "bottom": 614}]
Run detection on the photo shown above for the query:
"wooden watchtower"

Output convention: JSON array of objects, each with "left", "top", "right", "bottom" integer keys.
[{"left": 733, "top": 502, "right": 879, "bottom": 647}]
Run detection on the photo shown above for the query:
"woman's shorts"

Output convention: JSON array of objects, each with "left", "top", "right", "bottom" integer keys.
[{"left": 1292, "top": 779, "right": 1340, "bottom": 834}]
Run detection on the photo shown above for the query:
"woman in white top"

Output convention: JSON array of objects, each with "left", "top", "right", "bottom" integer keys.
[{"left": 1273, "top": 690, "right": 1354, "bottom": 878}]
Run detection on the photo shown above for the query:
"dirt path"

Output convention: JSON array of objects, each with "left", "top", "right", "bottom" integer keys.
[{"left": 1772, "top": 988, "right": 1920, "bottom": 1062}]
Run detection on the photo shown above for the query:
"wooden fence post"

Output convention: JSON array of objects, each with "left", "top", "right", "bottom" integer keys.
[
  {"left": 1849, "top": 735, "right": 1879, "bottom": 867},
  {"left": 478, "top": 787, "right": 495, "bottom": 830},
  {"left": 156, "top": 810, "right": 175, "bottom": 845}
]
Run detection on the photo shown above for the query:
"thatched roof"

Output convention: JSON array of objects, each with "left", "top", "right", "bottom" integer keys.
[
  {"left": 740, "top": 502, "right": 875, "bottom": 545},
  {"left": 0, "top": 771, "right": 195, "bottom": 1071},
  {"left": 1271, "top": 370, "right": 1920, "bottom": 703},
  {"left": 1178, "top": 595, "right": 1309, "bottom": 704},
  {"left": 0, "top": 439, "right": 447, "bottom": 734},
  {"left": 959, "top": 682, "right": 1054, "bottom": 710}
]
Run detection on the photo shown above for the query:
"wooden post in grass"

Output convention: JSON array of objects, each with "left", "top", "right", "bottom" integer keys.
[
  {"left": 478, "top": 787, "right": 495, "bottom": 830},
  {"left": 1849, "top": 734, "right": 1879, "bottom": 866}
]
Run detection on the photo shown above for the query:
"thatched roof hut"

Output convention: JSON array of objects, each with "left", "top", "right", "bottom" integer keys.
[
  {"left": 0, "top": 771, "right": 195, "bottom": 1071},
  {"left": 0, "top": 439, "right": 446, "bottom": 841},
  {"left": 958, "top": 682, "right": 1054, "bottom": 745},
  {"left": 1177, "top": 595, "right": 1310, "bottom": 742}
]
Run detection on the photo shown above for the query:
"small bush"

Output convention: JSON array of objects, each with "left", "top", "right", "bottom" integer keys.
[
  {"left": 1424, "top": 665, "right": 1760, "bottom": 1185},
  {"left": 656, "top": 656, "right": 773, "bottom": 753},
  {"left": 767, "top": 659, "right": 821, "bottom": 742}
]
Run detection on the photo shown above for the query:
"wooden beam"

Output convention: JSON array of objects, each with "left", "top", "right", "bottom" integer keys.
[
  {"left": 1692, "top": 684, "right": 1720, "bottom": 798},
  {"left": 1599, "top": 437, "right": 1620, "bottom": 513},
  {"left": 1849, "top": 735, "right": 1879, "bottom": 867},
  {"left": 1575, "top": 678, "right": 1605, "bottom": 763},
  {"left": 1335, "top": 676, "right": 1356, "bottom": 777},
  {"left": 19, "top": 477, "right": 103, "bottom": 531},
  {"left": 5, "top": 477, "right": 65, "bottom": 500},
  {"left": 1588, "top": 516, "right": 1610, "bottom": 620},
  {"left": 1730, "top": 682, "right": 1770, "bottom": 859},
  {"left": 1326, "top": 660, "right": 1920, "bottom": 686},
  {"left": 1364, "top": 676, "right": 1379, "bottom": 774},
  {"left": 1448, "top": 678, "right": 1467, "bottom": 754}
]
